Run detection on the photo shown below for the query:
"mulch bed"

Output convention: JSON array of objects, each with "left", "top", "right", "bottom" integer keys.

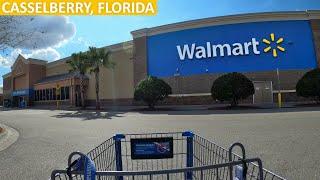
[
  {"left": 208, "top": 105, "right": 266, "bottom": 110},
  {"left": 132, "top": 107, "right": 177, "bottom": 111},
  {"left": 295, "top": 103, "right": 320, "bottom": 107},
  {"left": 133, "top": 106, "right": 266, "bottom": 111}
]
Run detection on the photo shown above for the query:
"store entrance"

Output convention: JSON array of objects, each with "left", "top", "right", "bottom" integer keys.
[
  {"left": 12, "top": 96, "right": 19, "bottom": 107},
  {"left": 13, "top": 96, "right": 27, "bottom": 107}
]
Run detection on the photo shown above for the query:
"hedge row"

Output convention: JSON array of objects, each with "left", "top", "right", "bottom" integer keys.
[{"left": 135, "top": 69, "right": 320, "bottom": 109}]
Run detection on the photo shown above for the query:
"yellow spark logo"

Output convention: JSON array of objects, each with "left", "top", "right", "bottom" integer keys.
[{"left": 262, "top": 33, "right": 285, "bottom": 58}]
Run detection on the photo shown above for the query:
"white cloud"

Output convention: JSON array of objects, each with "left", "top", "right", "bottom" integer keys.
[
  {"left": 13, "top": 16, "right": 76, "bottom": 50},
  {"left": 24, "top": 48, "right": 61, "bottom": 61},
  {"left": 0, "top": 16, "right": 76, "bottom": 68},
  {"left": 0, "top": 56, "right": 11, "bottom": 67},
  {"left": 71, "top": 37, "right": 93, "bottom": 48},
  {"left": 0, "top": 49, "right": 22, "bottom": 67},
  {"left": 0, "top": 48, "right": 61, "bottom": 67}
]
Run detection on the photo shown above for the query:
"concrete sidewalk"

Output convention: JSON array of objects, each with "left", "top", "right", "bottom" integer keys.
[{"left": 0, "top": 123, "right": 19, "bottom": 152}]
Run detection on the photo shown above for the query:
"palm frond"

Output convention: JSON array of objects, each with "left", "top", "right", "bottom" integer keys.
[{"left": 67, "top": 52, "right": 90, "bottom": 75}]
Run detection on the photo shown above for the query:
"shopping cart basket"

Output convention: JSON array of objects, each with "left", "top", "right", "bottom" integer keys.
[{"left": 51, "top": 131, "right": 286, "bottom": 180}]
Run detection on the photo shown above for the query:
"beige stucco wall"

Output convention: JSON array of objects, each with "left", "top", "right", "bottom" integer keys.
[
  {"left": 86, "top": 47, "right": 134, "bottom": 100},
  {"left": 44, "top": 46, "right": 134, "bottom": 100},
  {"left": 46, "top": 61, "right": 69, "bottom": 77}
]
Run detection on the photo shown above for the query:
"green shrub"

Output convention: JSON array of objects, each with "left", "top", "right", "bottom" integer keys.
[
  {"left": 211, "top": 72, "right": 254, "bottom": 106},
  {"left": 296, "top": 68, "right": 320, "bottom": 103},
  {"left": 134, "top": 76, "right": 172, "bottom": 109}
]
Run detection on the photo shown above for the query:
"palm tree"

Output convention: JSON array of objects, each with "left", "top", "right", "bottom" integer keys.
[
  {"left": 87, "top": 47, "right": 115, "bottom": 110},
  {"left": 67, "top": 52, "right": 90, "bottom": 109}
]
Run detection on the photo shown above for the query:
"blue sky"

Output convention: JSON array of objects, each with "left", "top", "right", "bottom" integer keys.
[{"left": 1, "top": 0, "right": 320, "bottom": 86}]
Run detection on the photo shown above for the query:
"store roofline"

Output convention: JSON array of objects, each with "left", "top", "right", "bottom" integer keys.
[
  {"left": 2, "top": 72, "right": 12, "bottom": 79},
  {"left": 131, "top": 10, "right": 320, "bottom": 38},
  {"left": 46, "top": 40, "right": 133, "bottom": 68},
  {"left": 1, "top": 41, "right": 134, "bottom": 74}
]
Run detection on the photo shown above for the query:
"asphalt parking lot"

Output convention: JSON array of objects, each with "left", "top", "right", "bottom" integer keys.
[{"left": 0, "top": 107, "right": 320, "bottom": 180}]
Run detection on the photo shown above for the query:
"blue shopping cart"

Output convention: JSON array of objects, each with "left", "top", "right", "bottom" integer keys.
[{"left": 51, "top": 131, "right": 286, "bottom": 180}]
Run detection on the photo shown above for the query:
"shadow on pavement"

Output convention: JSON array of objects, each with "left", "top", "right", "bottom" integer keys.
[{"left": 52, "top": 111, "right": 125, "bottom": 120}]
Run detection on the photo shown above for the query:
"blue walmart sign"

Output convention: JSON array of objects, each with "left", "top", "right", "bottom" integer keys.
[{"left": 147, "top": 20, "right": 317, "bottom": 77}]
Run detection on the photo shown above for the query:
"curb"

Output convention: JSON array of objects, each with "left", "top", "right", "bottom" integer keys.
[
  {"left": 0, "top": 123, "right": 19, "bottom": 152},
  {"left": 0, "top": 127, "right": 8, "bottom": 140}
]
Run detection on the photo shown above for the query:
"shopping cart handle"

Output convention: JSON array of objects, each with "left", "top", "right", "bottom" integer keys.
[
  {"left": 66, "top": 158, "right": 80, "bottom": 178},
  {"left": 67, "top": 151, "right": 87, "bottom": 166},
  {"left": 66, "top": 151, "right": 88, "bottom": 178},
  {"left": 228, "top": 142, "right": 246, "bottom": 160}
]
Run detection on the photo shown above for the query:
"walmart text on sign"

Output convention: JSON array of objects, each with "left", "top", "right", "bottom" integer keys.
[
  {"left": 147, "top": 20, "right": 317, "bottom": 77},
  {"left": 0, "top": 0, "right": 157, "bottom": 16},
  {"left": 177, "top": 38, "right": 261, "bottom": 60}
]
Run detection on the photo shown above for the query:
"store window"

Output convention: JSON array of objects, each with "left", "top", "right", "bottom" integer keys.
[
  {"left": 34, "top": 86, "right": 70, "bottom": 102},
  {"left": 65, "top": 87, "right": 70, "bottom": 100},
  {"left": 34, "top": 90, "right": 37, "bottom": 101},
  {"left": 37, "top": 90, "right": 40, "bottom": 101},
  {"left": 48, "top": 89, "right": 52, "bottom": 100},
  {"left": 46, "top": 89, "right": 49, "bottom": 100},
  {"left": 53, "top": 88, "right": 56, "bottom": 100},
  {"left": 61, "top": 87, "right": 65, "bottom": 100},
  {"left": 40, "top": 90, "right": 43, "bottom": 101},
  {"left": 36, "top": 90, "right": 39, "bottom": 101},
  {"left": 42, "top": 89, "right": 46, "bottom": 101}
]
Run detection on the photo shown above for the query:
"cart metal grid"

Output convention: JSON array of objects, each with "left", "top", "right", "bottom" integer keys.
[{"left": 51, "top": 132, "right": 286, "bottom": 180}]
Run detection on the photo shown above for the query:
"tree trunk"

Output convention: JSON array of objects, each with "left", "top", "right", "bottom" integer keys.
[
  {"left": 80, "top": 75, "right": 85, "bottom": 109},
  {"left": 231, "top": 97, "right": 238, "bottom": 107},
  {"left": 95, "top": 71, "right": 100, "bottom": 110}
]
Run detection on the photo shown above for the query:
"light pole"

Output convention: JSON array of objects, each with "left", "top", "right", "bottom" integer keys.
[
  {"left": 276, "top": 68, "right": 282, "bottom": 108},
  {"left": 56, "top": 84, "right": 60, "bottom": 109},
  {"left": 174, "top": 68, "right": 180, "bottom": 104}
]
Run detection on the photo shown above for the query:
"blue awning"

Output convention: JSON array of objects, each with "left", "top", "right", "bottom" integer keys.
[{"left": 12, "top": 89, "right": 34, "bottom": 97}]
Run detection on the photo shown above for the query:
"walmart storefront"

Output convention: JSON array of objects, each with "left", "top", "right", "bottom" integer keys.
[
  {"left": 131, "top": 11, "right": 320, "bottom": 104},
  {"left": 2, "top": 11, "right": 320, "bottom": 107}
]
